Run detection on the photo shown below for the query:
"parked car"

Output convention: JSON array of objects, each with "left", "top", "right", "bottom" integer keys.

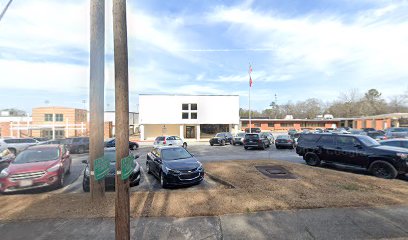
[
  {"left": 296, "top": 133, "right": 408, "bottom": 179},
  {"left": 0, "top": 138, "right": 38, "bottom": 155},
  {"left": 65, "top": 137, "right": 89, "bottom": 154},
  {"left": 291, "top": 133, "right": 302, "bottom": 146},
  {"left": 288, "top": 129, "right": 297, "bottom": 136},
  {"left": 146, "top": 146, "right": 204, "bottom": 188},
  {"left": 314, "top": 128, "right": 324, "bottom": 133},
  {"left": 349, "top": 129, "right": 367, "bottom": 135},
  {"left": 153, "top": 136, "right": 187, "bottom": 148},
  {"left": 275, "top": 135, "right": 295, "bottom": 149},
  {"left": 385, "top": 127, "right": 408, "bottom": 139},
  {"left": 82, "top": 149, "right": 140, "bottom": 192},
  {"left": 233, "top": 132, "right": 246, "bottom": 145},
  {"left": 33, "top": 137, "right": 49, "bottom": 142},
  {"left": 362, "top": 128, "right": 376, "bottom": 132},
  {"left": 243, "top": 133, "right": 270, "bottom": 150},
  {"left": 379, "top": 139, "right": 408, "bottom": 149},
  {"left": 333, "top": 128, "right": 351, "bottom": 134},
  {"left": 261, "top": 132, "right": 275, "bottom": 145},
  {"left": 367, "top": 131, "right": 387, "bottom": 141},
  {"left": 245, "top": 128, "right": 261, "bottom": 133},
  {"left": 209, "top": 132, "right": 233, "bottom": 146},
  {"left": 105, "top": 138, "right": 139, "bottom": 150},
  {"left": 0, "top": 144, "right": 72, "bottom": 193}
]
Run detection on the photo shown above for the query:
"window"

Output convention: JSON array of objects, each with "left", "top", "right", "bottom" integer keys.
[
  {"left": 254, "top": 123, "right": 261, "bottom": 127},
  {"left": 44, "top": 114, "right": 53, "bottom": 121},
  {"left": 55, "top": 114, "right": 63, "bottom": 122},
  {"left": 182, "top": 104, "right": 189, "bottom": 110},
  {"left": 336, "top": 136, "right": 358, "bottom": 146},
  {"left": 191, "top": 112, "right": 197, "bottom": 119},
  {"left": 281, "top": 123, "right": 294, "bottom": 127},
  {"left": 242, "top": 122, "right": 248, "bottom": 127},
  {"left": 182, "top": 112, "right": 189, "bottom": 119},
  {"left": 191, "top": 104, "right": 197, "bottom": 110},
  {"left": 268, "top": 123, "right": 274, "bottom": 127},
  {"left": 382, "top": 141, "right": 401, "bottom": 147},
  {"left": 318, "top": 136, "right": 335, "bottom": 145},
  {"left": 402, "top": 141, "right": 408, "bottom": 148}
]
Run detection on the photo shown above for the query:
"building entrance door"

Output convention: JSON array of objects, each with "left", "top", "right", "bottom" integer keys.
[{"left": 185, "top": 126, "right": 195, "bottom": 139}]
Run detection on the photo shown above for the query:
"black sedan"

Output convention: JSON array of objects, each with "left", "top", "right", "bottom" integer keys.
[
  {"left": 146, "top": 146, "right": 204, "bottom": 188},
  {"left": 105, "top": 138, "right": 139, "bottom": 150},
  {"left": 82, "top": 149, "right": 140, "bottom": 192},
  {"left": 275, "top": 135, "right": 295, "bottom": 149}
]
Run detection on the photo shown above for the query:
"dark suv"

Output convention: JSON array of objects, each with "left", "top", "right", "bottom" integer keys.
[
  {"left": 65, "top": 137, "right": 89, "bottom": 154},
  {"left": 244, "top": 133, "right": 270, "bottom": 150},
  {"left": 296, "top": 133, "right": 408, "bottom": 179},
  {"left": 209, "top": 132, "right": 233, "bottom": 146}
]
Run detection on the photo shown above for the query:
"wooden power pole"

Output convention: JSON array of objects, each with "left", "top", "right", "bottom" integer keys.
[
  {"left": 89, "top": 0, "right": 105, "bottom": 200},
  {"left": 113, "top": 0, "right": 130, "bottom": 239}
]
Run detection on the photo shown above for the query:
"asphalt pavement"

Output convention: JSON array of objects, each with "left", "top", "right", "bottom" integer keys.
[{"left": 2, "top": 206, "right": 408, "bottom": 240}]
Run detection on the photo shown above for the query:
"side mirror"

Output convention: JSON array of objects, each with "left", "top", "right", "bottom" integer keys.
[
  {"left": 82, "top": 160, "right": 88, "bottom": 164},
  {"left": 134, "top": 155, "right": 140, "bottom": 159}
]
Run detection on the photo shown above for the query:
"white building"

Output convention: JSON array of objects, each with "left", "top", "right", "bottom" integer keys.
[
  {"left": 104, "top": 111, "right": 139, "bottom": 135},
  {"left": 139, "top": 94, "right": 240, "bottom": 141}
]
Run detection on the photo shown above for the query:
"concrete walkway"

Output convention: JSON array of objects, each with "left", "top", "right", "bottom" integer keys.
[{"left": 1, "top": 206, "right": 408, "bottom": 240}]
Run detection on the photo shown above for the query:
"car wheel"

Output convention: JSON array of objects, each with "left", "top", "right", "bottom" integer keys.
[
  {"left": 304, "top": 153, "right": 321, "bottom": 166},
  {"left": 78, "top": 147, "right": 85, "bottom": 154},
  {"left": 221, "top": 140, "right": 225, "bottom": 146},
  {"left": 183, "top": 142, "right": 187, "bottom": 149},
  {"left": 146, "top": 162, "right": 152, "bottom": 174},
  {"left": 210, "top": 143, "right": 214, "bottom": 146},
  {"left": 66, "top": 164, "right": 71, "bottom": 175},
  {"left": 82, "top": 180, "right": 90, "bottom": 192},
  {"left": 58, "top": 173, "right": 65, "bottom": 188},
  {"left": 8, "top": 148, "right": 16, "bottom": 155},
  {"left": 160, "top": 172, "right": 167, "bottom": 188},
  {"left": 244, "top": 146, "right": 248, "bottom": 150},
  {"left": 132, "top": 144, "right": 138, "bottom": 150},
  {"left": 369, "top": 161, "right": 398, "bottom": 179}
]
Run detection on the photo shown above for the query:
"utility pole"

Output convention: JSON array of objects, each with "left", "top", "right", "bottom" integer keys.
[
  {"left": 89, "top": 0, "right": 105, "bottom": 200},
  {"left": 113, "top": 0, "right": 130, "bottom": 239}
]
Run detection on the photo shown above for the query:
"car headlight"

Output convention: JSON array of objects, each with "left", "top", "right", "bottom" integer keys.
[
  {"left": 47, "top": 164, "right": 61, "bottom": 172},
  {"left": 397, "top": 153, "right": 408, "bottom": 160},
  {"left": 197, "top": 163, "right": 203, "bottom": 171},
  {"left": 165, "top": 166, "right": 180, "bottom": 174},
  {"left": 0, "top": 168, "right": 9, "bottom": 178}
]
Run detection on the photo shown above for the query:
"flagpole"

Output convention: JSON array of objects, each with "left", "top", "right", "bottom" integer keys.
[{"left": 248, "top": 63, "right": 252, "bottom": 134}]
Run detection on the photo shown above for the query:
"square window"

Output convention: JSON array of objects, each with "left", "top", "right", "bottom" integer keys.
[
  {"left": 182, "top": 112, "right": 189, "bottom": 119},
  {"left": 242, "top": 122, "right": 248, "bottom": 127},
  {"left": 268, "top": 123, "right": 274, "bottom": 127},
  {"left": 254, "top": 123, "right": 261, "bottom": 127},
  {"left": 44, "top": 114, "right": 53, "bottom": 121},
  {"left": 191, "top": 104, "right": 197, "bottom": 110},
  {"left": 182, "top": 104, "right": 189, "bottom": 110},
  {"left": 191, "top": 112, "right": 197, "bottom": 119},
  {"left": 55, "top": 114, "right": 63, "bottom": 122}
]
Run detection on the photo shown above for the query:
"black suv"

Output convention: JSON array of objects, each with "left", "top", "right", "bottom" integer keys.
[
  {"left": 244, "top": 133, "right": 270, "bottom": 150},
  {"left": 209, "top": 132, "right": 233, "bottom": 146},
  {"left": 65, "top": 137, "right": 89, "bottom": 154},
  {"left": 296, "top": 133, "right": 408, "bottom": 179}
]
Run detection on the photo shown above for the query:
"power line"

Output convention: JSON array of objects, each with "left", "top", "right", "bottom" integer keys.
[{"left": 0, "top": 0, "right": 13, "bottom": 23}]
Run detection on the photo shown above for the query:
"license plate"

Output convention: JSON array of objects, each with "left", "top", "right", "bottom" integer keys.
[{"left": 19, "top": 180, "right": 33, "bottom": 187}]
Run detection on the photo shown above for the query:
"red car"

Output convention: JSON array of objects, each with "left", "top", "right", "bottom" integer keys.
[{"left": 0, "top": 144, "right": 71, "bottom": 193}]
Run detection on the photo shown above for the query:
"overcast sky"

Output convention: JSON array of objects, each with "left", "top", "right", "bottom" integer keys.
[{"left": 1, "top": 0, "right": 408, "bottom": 113}]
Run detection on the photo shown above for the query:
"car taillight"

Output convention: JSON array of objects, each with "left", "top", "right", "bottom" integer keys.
[{"left": 163, "top": 140, "right": 166, "bottom": 145}]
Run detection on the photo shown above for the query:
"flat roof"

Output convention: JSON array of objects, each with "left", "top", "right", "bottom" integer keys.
[
  {"left": 240, "top": 118, "right": 345, "bottom": 122},
  {"left": 140, "top": 94, "right": 239, "bottom": 96}
]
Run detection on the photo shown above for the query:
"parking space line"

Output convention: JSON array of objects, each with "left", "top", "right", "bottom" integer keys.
[{"left": 139, "top": 166, "right": 153, "bottom": 189}]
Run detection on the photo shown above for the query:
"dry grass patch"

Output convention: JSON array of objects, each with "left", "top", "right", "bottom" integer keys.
[{"left": 0, "top": 160, "right": 407, "bottom": 220}]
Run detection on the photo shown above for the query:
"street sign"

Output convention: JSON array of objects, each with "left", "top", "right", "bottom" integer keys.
[
  {"left": 121, "top": 155, "right": 134, "bottom": 180},
  {"left": 94, "top": 156, "right": 109, "bottom": 181}
]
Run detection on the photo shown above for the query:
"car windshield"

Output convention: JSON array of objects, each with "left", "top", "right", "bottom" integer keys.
[
  {"left": 237, "top": 133, "right": 245, "bottom": 137},
  {"left": 358, "top": 136, "right": 380, "bottom": 147},
  {"left": 216, "top": 133, "right": 224, "bottom": 137},
  {"left": 245, "top": 134, "right": 259, "bottom": 139},
  {"left": 14, "top": 148, "right": 60, "bottom": 164},
  {"left": 161, "top": 148, "right": 192, "bottom": 160},
  {"left": 277, "top": 135, "right": 290, "bottom": 139}
]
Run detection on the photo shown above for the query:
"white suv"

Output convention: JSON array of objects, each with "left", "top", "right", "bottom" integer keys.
[
  {"left": 0, "top": 138, "right": 38, "bottom": 154},
  {"left": 153, "top": 136, "right": 187, "bottom": 148}
]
